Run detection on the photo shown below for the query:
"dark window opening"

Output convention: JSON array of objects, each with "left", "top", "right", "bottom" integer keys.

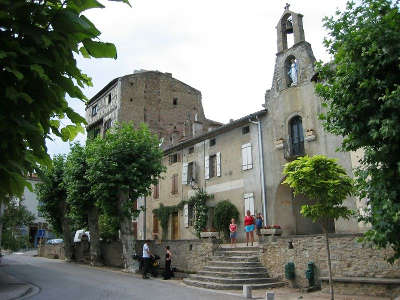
[
  {"left": 210, "top": 138, "right": 216, "bottom": 147},
  {"left": 130, "top": 98, "right": 133, "bottom": 102},
  {"left": 108, "top": 94, "right": 111, "bottom": 104},
  {"left": 188, "top": 205, "right": 194, "bottom": 226},
  {"left": 242, "top": 126, "right": 250, "bottom": 135},
  {"left": 104, "top": 119, "right": 112, "bottom": 133},
  {"left": 187, "top": 162, "right": 194, "bottom": 182},
  {"left": 173, "top": 98, "right": 178, "bottom": 106},
  {"left": 209, "top": 154, "right": 217, "bottom": 178},
  {"left": 188, "top": 146, "right": 194, "bottom": 154},
  {"left": 171, "top": 174, "right": 178, "bottom": 194},
  {"left": 169, "top": 153, "right": 180, "bottom": 165},
  {"left": 93, "top": 127, "right": 100, "bottom": 138},
  {"left": 91, "top": 105, "right": 97, "bottom": 117},
  {"left": 290, "top": 116, "right": 304, "bottom": 156}
]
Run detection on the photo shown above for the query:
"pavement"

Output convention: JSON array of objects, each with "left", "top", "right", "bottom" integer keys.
[{"left": 0, "top": 249, "right": 391, "bottom": 300}]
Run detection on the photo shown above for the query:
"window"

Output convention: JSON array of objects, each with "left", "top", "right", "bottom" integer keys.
[
  {"left": 205, "top": 152, "right": 221, "bottom": 179},
  {"left": 173, "top": 98, "right": 178, "bottom": 105},
  {"left": 241, "top": 143, "right": 253, "bottom": 170},
  {"left": 153, "top": 215, "right": 159, "bottom": 234},
  {"left": 184, "top": 204, "right": 193, "bottom": 228},
  {"left": 93, "top": 127, "right": 100, "bottom": 138},
  {"left": 188, "top": 205, "right": 194, "bottom": 226},
  {"left": 188, "top": 146, "right": 194, "bottom": 154},
  {"left": 242, "top": 126, "right": 250, "bottom": 135},
  {"left": 171, "top": 174, "right": 178, "bottom": 194},
  {"left": 153, "top": 183, "right": 159, "bottom": 199},
  {"left": 104, "top": 119, "right": 112, "bottom": 133},
  {"left": 182, "top": 162, "right": 195, "bottom": 185},
  {"left": 210, "top": 138, "right": 216, "bottom": 147},
  {"left": 91, "top": 105, "right": 97, "bottom": 116},
  {"left": 244, "top": 193, "right": 255, "bottom": 215},
  {"left": 108, "top": 94, "right": 112, "bottom": 104},
  {"left": 290, "top": 116, "right": 304, "bottom": 156},
  {"left": 169, "top": 153, "right": 180, "bottom": 165}
]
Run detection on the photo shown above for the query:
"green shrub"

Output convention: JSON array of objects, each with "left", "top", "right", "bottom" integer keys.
[{"left": 213, "top": 201, "right": 239, "bottom": 239}]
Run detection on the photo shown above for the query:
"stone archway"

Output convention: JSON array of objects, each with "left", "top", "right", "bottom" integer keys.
[{"left": 273, "top": 182, "right": 296, "bottom": 236}]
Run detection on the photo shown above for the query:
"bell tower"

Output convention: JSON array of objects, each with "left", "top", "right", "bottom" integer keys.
[
  {"left": 277, "top": 4, "right": 305, "bottom": 53},
  {"left": 266, "top": 5, "right": 316, "bottom": 102}
]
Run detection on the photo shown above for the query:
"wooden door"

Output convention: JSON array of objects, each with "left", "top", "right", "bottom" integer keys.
[{"left": 171, "top": 212, "right": 179, "bottom": 240}]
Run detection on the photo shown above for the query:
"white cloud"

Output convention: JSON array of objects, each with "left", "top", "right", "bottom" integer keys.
[{"left": 47, "top": 0, "right": 348, "bottom": 156}]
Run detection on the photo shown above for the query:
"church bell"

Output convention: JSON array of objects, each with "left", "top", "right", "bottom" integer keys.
[{"left": 285, "top": 18, "right": 293, "bottom": 34}]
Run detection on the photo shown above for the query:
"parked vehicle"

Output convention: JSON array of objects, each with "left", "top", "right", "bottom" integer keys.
[
  {"left": 73, "top": 230, "right": 90, "bottom": 242},
  {"left": 46, "top": 238, "right": 63, "bottom": 245}
]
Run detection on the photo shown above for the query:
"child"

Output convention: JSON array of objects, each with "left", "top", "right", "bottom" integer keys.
[
  {"left": 255, "top": 213, "right": 264, "bottom": 241},
  {"left": 229, "top": 218, "right": 237, "bottom": 248}
]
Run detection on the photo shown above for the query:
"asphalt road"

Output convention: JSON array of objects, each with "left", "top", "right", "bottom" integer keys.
[{"left": 1, "top": 253, "right": 243, "bottom": 300}]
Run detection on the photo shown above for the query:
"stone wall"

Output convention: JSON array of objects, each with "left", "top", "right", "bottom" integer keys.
[
  {"left": 260, "top": 234, "right": 400, "bottom": 289},
  {"left": 38, "top": 243, "right": 65, "bottom": 260},
  {"left": 135, "top": 239, "right": 220, "bottom": 273}
]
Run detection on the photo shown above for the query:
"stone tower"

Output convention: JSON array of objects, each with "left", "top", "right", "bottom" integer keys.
[{"left": 262, "top": 7, "right": 360, "bottom": 235}]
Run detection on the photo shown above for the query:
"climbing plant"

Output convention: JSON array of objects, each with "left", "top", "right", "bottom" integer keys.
[
  {"left": 213, "top": 200, "right": 239, "bottom": 240},
  {"left": 153, "top": 203, "right": 179, "bottom": 240}
]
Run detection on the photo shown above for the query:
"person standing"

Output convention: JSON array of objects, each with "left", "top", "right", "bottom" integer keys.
[
  {"left": 142, "top": 242, "right": 152, "bottom": 279},
  {"left": 229, "top": 218, "right": 238, "bottom": 248},
  {"left": 244, "top": 210, "right": 255, "bottom": 246},
  {"left": 163, "top": 246, "right": 173, "bottom": 280},
  {"left": 255, "top": 213, "right": 264, "bottom": 241}
]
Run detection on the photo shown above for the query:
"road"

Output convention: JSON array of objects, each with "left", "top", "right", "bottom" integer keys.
[{"left": 1, "top": 253, "right": 243, "bottom": 300}]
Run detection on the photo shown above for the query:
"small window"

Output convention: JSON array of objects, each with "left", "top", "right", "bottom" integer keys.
[
  {"left": 171, "top": 174, "right": 179, "bottom": 194},
  {"left": 188, "top": 147, "right": 194, "bottom": 154},
  {"left": 188, "top": 205, "right": 194, "bottom": 226},
  {"left": 209, "top": 154, "right": 217, "bottom": 178},
  {"left": 169, "top": 153, "right": 180, "bottom": 165},
  {"left": 187, "top": 162, "right": 194, "bottom": 182},
  {"left": 153, "top": 183, "right": 159, "bottom": 199},
  {"left": 173, "top": 98, "right": 178, "bottom": 106},
  {"left": 108, "top": 94, "right": 111, "bottom": 104},
  {"left": 242, "top": 126, "right": 250, "bottom": 135},
  {"left": 210, "top": 138, "right": 216, "bottom": 147},
  {"left": 91, "top": 105, "right": 97, "bottom": 117},
  {"left": 104, "top": 119, "right": 112, "bottom": 133}
]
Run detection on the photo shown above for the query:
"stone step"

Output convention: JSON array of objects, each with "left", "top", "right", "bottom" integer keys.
[
  {"left": 188, "top": 274, "right": 276, "bottom": 285},
  {"left": 197, "top": 270, "right": 269, "bottom": 279},
  {"left": 209, "top": 261, "right": 263, "bottom": 268},
  {"left": 183, "top": 278, "right": 286, "bottom": 290},
  {"left": 203, "top": 266, "right": 268, "bottom": 273},
  {"left": 214, "top": 250, "right": 260, "bottom": 257},
  {"left": 210, "top": 255, "right": 259, "bottom": 262},
  {"left": 218, "top": 246, "right": 260, "bottom": 252}
]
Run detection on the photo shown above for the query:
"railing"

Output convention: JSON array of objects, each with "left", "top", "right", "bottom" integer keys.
[{"left": 283, "top": 136, "right": 305, "bottom": 161}]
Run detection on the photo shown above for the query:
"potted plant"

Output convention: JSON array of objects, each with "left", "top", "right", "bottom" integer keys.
[{"left": 260, "top": 225, "right": 282, "bottom": 236}]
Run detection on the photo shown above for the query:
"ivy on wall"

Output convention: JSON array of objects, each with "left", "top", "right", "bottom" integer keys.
[{"left": 153, "top": 189, "right": 213, "bottom": 239}]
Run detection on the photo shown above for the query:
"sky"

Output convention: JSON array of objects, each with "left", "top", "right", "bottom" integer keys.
[{"left": 47, "top": 0, "right": 348, "bottom": 156}]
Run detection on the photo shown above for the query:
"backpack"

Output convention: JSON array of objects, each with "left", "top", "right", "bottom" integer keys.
[{"left": 255, "top": 218, "right": 263, "bottom": 228}]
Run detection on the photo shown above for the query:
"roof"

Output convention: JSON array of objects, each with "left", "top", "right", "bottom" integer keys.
[
  {"left": 163, "top": 109, "right": 267, "bottom": 155},
  {"left": 86, "top": 71, "right": 202, "bottom": 106}
]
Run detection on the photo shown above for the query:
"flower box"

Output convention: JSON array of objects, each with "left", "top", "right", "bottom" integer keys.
[
  {"left": 200, "top": 231, "right": 219, "bottom": 239},
  {"left": 260, "top": 228, "right": 282, "bottom": 236}
]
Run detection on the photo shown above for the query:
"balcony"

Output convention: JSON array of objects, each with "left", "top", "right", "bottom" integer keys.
[{"left": 283, "top": 136, "right": 305, "bottom": 161}]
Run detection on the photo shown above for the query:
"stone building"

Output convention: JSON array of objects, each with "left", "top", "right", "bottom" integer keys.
[{"left": 143, "top": 7, "right": 367, "bottom": 241}]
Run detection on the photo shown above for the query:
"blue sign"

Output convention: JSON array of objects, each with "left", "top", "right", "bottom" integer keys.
[{"left": 37, "top": 229, "right": 46, "bottom": 238}]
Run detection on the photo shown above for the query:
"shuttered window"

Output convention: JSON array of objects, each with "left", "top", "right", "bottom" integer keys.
[
  {"left": 171, "top": 174, "right": 178, "bottom": 194},
  {"left": 153, "top": 215, "right": 159, "bottom": 233},
  {"left": 205, "top": 153, "right": 221, "bottom": 179},
  {"left": 244, "top": 193, "right": 255, "bottom": 215},
  {"left": 153, "top": 183, "right": 159, "bottom": 199},
  {"left": 241, "top": 143, "right": 253, "bottom": 170}
]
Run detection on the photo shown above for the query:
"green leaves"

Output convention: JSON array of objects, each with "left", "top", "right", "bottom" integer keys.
[
  {"left": 0, "top": 0, "right": 130, "bottom": 201},
  {"left": 282, "top": 155, "right": 354, "bottom": 225},
  {"left": 317, "top": 0, "right": 400, "bottom": 262}
]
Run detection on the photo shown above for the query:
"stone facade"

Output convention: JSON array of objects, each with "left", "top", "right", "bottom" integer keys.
[{"left": 259, "top": 234, "right": 400, "bottom": 291}]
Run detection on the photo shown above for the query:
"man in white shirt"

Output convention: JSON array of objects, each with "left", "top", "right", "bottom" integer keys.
[{"left": 142, "top": 242, "right": 152, "bottom": 279}]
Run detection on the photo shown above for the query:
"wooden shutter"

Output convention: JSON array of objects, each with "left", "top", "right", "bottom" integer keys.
[
  {"left": 153, "top": 215, "right": 159, "bottom": 233},
  {"left": 244, "top": 193, "right": 255, "bottom": 215},
  {"left": 205, "top": 156, "right": 210, "bottom": 179},
  {"left": 242, "top": 143, "right": 253, "bottom": 170},
  {"left": 216, "top": 152, "right": 221, "bottom": 177},
  {"left": 153, "top": 184, "right": 159, "bottom": 199},
  {"left": 182, "top": 163, "right": 188, "bottom": 184},
  {"left": 192, "top": 162, "right": 196, "bottom": 181},
  {"left": 242, "top": 144, "right": 248, "bottom": 170},
  {"left": 184, "top": 204, "right": 189, "bottom": 228}
]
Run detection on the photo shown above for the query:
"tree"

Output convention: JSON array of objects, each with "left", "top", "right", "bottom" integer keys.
[
  {"left": 1, "top": 198, "right": 35, "bottom": 251},
  {"left": 213, "top": 200, "right": 239, "bottom": 240},
  {"left": 86, "top": 123, "right": 165, "bottom": 271},
  {"left": 36, "top": 155, "right": 74, "bottom": 261},
  {"left": 0, "top": 0, "right": 130, "bottom": 202},
  {"left": 65, "top": 143, "right": 101, "bottom": 266},
  {"left": 283, "top": 155, "right": 354, "bottom": 300},
  {"left": 315, "top": 0, "right": 400, "bottom": 262}
]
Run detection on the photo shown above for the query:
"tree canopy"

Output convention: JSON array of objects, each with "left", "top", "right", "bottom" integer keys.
[
  {"left": 315, "top": 0, "right": 400, "bottom": 262},
  {"left": 0, "top": 0, "right": 130, "bottom": 201}
]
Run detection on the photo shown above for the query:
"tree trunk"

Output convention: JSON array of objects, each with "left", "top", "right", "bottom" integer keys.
[
  {"left": 88, "top": 206, "right": 102, "bottom": 266},
  {"left": 118, "top": 190, "right": 136, "bottom": 272},
  {"left": 60, "top": 201, "right": 73, "bottom": 262},
  {"left": 324, "top": 230, "right": 334, "bottom": 300},
  {"left": 0, "top": 201, "right": 5, "bottom": 251}
]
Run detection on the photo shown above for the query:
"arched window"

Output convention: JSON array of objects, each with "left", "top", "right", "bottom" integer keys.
[
  {"left": 289, "top": 116, "right": 304, "bottom": 156},
  {"left": 285, "top": 55, "right": 298, "bottom": 87}
]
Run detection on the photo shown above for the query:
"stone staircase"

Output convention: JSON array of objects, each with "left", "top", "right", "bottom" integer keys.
[{"left": 183, "top": 246, "right": 285, "bottom": 290}]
